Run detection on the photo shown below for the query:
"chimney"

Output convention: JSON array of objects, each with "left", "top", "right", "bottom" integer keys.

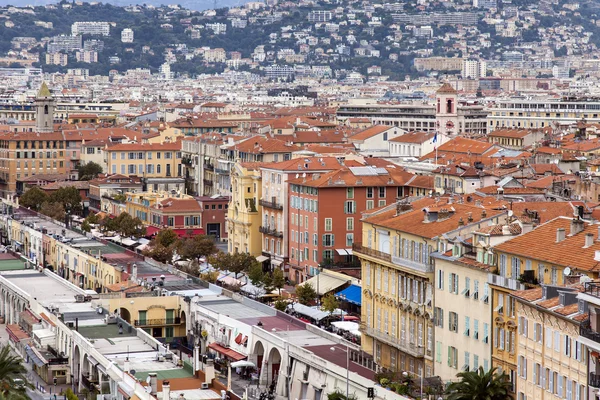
[
  {"left": 162, "top": 380, "right": 170, "bottom": 400},
  {"left": 458, "top": 217, "right": 464, "bottom": 226},
  {"left": 481, "top": 210, "right": 487, "bottom": 218},
  {"left": 149, "top": 372, "right": 158, "bottom": 395},
  {"left": 127, "top": 262, "right": 132, "bottom": 274},
  {"left": 585, "top": 233, "right": 594, "bottom": 248},
  {"left": 556, "top": 228, "right": 566, "bottom": 243},
  {"left": 502, "top": 225, "right": 512, "bottom": 236},
  {"left": 467, "top": 212, "right": 473, "bottom": 223},
  {"left": 570, "top": 218, "right": 585, "bottom": 236}
]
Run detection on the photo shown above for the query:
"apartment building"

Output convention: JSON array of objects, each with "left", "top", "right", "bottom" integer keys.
[
  {"left": 258, "top": 157, "right": 352, "bottom": 274},
  {"left": 88, "top": 173, "right": 143, "bottom": 213},
  {"left": 487, "top": 97, "right": 600, "bottom": 131},
  {"left": 491, "top": 216, "right": 600, "bottom": 395},
  {"left": 105, "top": 141, "right": 184, "bottom": 192},
  {"left": 357, "top": 197, "right": 507, "bottom": 377},
  {"left": 512, "top": 285, "right": 587, "bottom": 400},
  {"left": 71, "top": 21, "right": 110, "bottom": 36},
  {"left": 287, "top": 165, "right": 416, "bottom": 283},
  {"left": 126, "top": 191, "right": 204, "bottom": 236},
  {"left": 578, "top": 282, "right": 600, "bottom": 398}
]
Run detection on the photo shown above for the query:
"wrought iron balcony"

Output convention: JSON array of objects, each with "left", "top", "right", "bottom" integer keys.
[
  {"left": 215, "top": 167, "right": 230, "bottom": 175},
  {"left": 259, "top": 226, "right": 283, "bottom": 238},
  {"left": 362, "top": 326, "right": 425, "bottom": 358},
  {"left": 204, "top": 163, "right": 214, "bottom": 171},
  {"left": 590, "top": 373, "right": 600, "bottom": 388},
  {"left": 584, "top": 282, "right": 600, "bottom": 298},
  {"left": 203, "top": 179, "right": 214, "bottom": 187},
  {"left": 581, "top": 323, "right": 600, "bottom": 344},
  {"left": 352, "top": 243, "right": 391, "bottom": 263},
  {"left": 259, "top": 199, "right": 283, "bottom": 210},
  {"left": 134, "top": 317, "right": 181, "bottom": 327}
]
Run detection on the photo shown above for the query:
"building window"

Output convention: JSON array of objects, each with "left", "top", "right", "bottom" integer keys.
[{"left": 344, "top": 201, "right": 355, "bottom": 214}]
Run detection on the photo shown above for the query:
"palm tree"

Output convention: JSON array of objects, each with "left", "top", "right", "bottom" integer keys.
[
  {"left": 446, "top": 367, "right": 512, "bottom": 400},
  {"left": 0, "top": 346, "right": 31, "bottom": 400}
]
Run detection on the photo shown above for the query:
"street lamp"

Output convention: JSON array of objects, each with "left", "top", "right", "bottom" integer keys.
[{"left": 330, "top": 346, "right": 349, "bottom": 400}]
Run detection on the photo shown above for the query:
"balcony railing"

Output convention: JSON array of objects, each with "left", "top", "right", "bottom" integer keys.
[
  {"left": 203, "top": 179, "right": 214, "bottom": 187},
  {"left": 352, "top": 243, "right": 391, "bottom": 263},
  {"left": 584, "top": 282, "right": 600, "bottom": 298},
  {"left": 591, "top": 373, "right": 600, "bottom": 388},
  {"left": 259, "top": 226, "right": 283, "bottom": 238},
  {"left": 134, "top": 317, "right": 181, "bottom": 327},
  {"left": 391, "top": 255, "right": 434, "bottom": 274},
  {"left": 362, "top": 326, "right": 425, "bottom": 358},
  {"left": 581, "top": 322, "right": 600, "bottom": 344},
  {"left": 215, "top": 167, "right": 230, "bottom": 175},
  {"left": 204, "top": 163, "right": 214, "bottom": 171},
  {"left": 259, "top": 199, "right": 283, "bottom": 210}
]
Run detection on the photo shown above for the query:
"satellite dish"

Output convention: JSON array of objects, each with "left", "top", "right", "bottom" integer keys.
[
  {"left": 130, "top": 369, "right": 136, "bottom": 375},
  {"left": 146, "top": 376, "right": 151, "bottom": 384},
  {"left": 564, "top": 267, "right": 571, "bottom": 276},
  {"left": 145, "top": 386, "right": 152, "bottom": 393},
  {"left": 508, "top": 210, "right": 513, "bottom": 217}
]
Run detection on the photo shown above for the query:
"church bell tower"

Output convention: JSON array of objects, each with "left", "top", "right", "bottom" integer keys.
[{"left": 35, "top": 82, "right": 55, "bottom": 133}]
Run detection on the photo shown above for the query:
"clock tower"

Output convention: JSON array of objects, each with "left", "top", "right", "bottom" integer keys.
[{"left": 435, "top": 82, "right": 459, "bottom": 138}]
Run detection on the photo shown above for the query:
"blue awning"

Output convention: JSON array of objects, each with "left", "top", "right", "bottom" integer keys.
[
  {"left": 336, "top": 284, "right": 361, "bottom": 306},
  {"left": 25, "top": 345, "right": 46, "bottom": 367}
]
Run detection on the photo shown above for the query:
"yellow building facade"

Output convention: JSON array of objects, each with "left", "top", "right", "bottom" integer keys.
[
  {"left": 227, "top": 162, "right": 263, "bottom": 256},
  {"left": 105, "top": 141, "right": 183, "bottom": 178},
  {"left": 108, "top": 295, "right": 187, "bottom": 339},
  {"left": 512, "top": 286, "right": 587, "bottom": 400}
]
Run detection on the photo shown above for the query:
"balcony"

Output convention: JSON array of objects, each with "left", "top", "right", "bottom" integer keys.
[
  {"left": 259, "top": 199, "right": 283, "bottom": 210},
  {"left": 362, "top": 325, "right": 425, "bottom": 358},
  {"left": 352, "top": 243, "right": 391, "bottom": 263},
  {"left": 487, "top": 274, "right": 525, "bottom": 291},
  {"left": 584, "top": 282, "right": 600, "bottom": 298},
  {"left": 215, "top": 167, "right": 230, "bottom": 175},
  {"left": 204, "top": 163, "right": 214, "bottom": 171},
  {"left": 591, "top": 373, "right": 600, "bottom": 388},
  {"left": 134, "top": 317, "right": 182, "bottom": 327},
  {"left": 391, "top": 255, "right": 434, "bottom": 274},
  {"left": 581, "top": 322, "right": 600, "bottom": 344},
  {"left": 203, "top": 179, "right": 214, "bottom": 187},
  {"left": 259, "top": 226, "right": 283, "bottom": 238}
]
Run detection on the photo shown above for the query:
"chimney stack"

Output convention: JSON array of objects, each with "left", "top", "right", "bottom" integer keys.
[
  {"left": 585, "top": 233, "right": 594, "bottom": 248},
  {"left": 149, "top": 372, "right": 158, "bottom": 395},
  {"left": 556, "top": 228, "right": 566, "bottom": 243},
  {"left": 570, "top": 218, "right": 585, "bottom": 236},
  {"left": 458, "top": 217, "right": 464, "bottom": 226},
  {"left": 162, "top": 380, "right": 170, "bottom": 400}
]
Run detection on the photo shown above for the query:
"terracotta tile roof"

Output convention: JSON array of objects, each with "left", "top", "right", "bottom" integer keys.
[
  {"left": 261, "top": 156, "right": 360, "bottom": 172},
  {"left": 488, "top": 129, "right": 533, "bottom": 139},
  {"left": 304, "top": 144, "right": 357, "bottom": 154},
  {"left": 511, "top": 202, "right": 579, "bottom": 224},
  {"left": 476, "top": 222, "right": 522, "bottom": 236},
  {"left": 157, "top": 198, "right": 202, "bottom": 213},
  {"left": 525, "top": 174, "right": 577, "bottom": 190},
  {"left": 536, "top": 146, "right": 562, "bottom": 154},
  {"left": 531, "top": 164, "right": 564, "bottom": 175},
  {"left": 494, "top": 217, "right": 600, "bottom": 272},
  {"left": 389, "top": 132, "right": 435, "bottom": 144},
  {"left": 511, "top": 287, "right": 543, "bottom": 302},
  {"left": 287, "top": 165, "right": 415, "bottom": 188},
  {"left": 537, "top": 297, "right": 560, "bottom": 309},
  {"left": 437, "top": 82, "right": 457, "bottom": 94},
  {"left": 89, "top": 174, "right": 143, "bottom": 185},
  {"left": 19, "top": 173, "right": 69, "bottom": 183},
  {"left": 563, "top": 139, "right": 600, "bottom": 152},
  {"left": 455, "top": 255, "right": 495, "bottom": 271},
  {"left": 477, "top": 186, "right": 544, "bottom": 195},
  {"left": 363, "top": 199, "right": 506, "bottom": 239},
  {"left": 347, "top": 125, "right": 391, "bottom": 141},
  {"left": 288, "top": 128, "right": 354, "bottom": 144},
  {"left": 554, "top": 303, "right": 579, "bottom": 316},
  {"left": 228, "top": 135, "right": 293, "bottom": 154},
  {"left": 434, "top": 164, "right": 480, "bottom": 177}
]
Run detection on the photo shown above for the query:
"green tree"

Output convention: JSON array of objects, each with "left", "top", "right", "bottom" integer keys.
[
  {"left": 210, "top": 252, "right": 259, "bottom": 279},
  {"left": 39, "top": 201, "right": 65, "bottom": 221},
  {"left": 272, "top": 268, "right": 285, "bottom": 295},
  {"left": 144, "top": 228, "right": 180, "bottom": 263},
  {"left": 49, "top": 186, "right": 82, "bottom": 215},
  {"left": 446, "top": 367, "right": 511, "bottom": 400},
  {"left": 321, "top": 293, "right": 339, "bottom": 314},
  {"left": 179, "top": 235, "right": 218, "bottom": 264},
  {"left": 295, "top": 283, "right": 317, "bottom": 305},
  {"left": 248, "top": 263, "right": 264, "bottom": 286},
  {"left": 85, "top": 212, "right": 100, "bottom": 225},
  {"left": 0, "top": 345, "right": 32, "bottom": 399},
  {"left": 327, "top": 390, "right": 357, "bottom": 400},
  {"left": 19, "top": 187, "right": 48, "bottom": 211},
  {"left": 113, "top": 212, "right": 145, "bottom": 239},
  {"left": 274, "top": 299, "right": 287, "bottom": 311},
  {"left": 81, "top": 220, "right": 91, "bottom": 232},
  {"left": 77, "top": 162, "right": 103, "bottom": 180},
  {"left": 153, "top": 229, "right": 179, "bottom": 248}
]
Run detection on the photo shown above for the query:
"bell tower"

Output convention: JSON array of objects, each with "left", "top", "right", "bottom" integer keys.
[
  {"left": 35, "top": 82, "right": 55, "bottom": 133},
  {"left": 435, "top": 82, "right": 459, "bottom": 137}
]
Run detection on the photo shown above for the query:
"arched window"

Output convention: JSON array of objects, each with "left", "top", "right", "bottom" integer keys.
[
  {"left": 446, "top": 99, "right": 453, "bottom": 114},
  {"left": 44, "top": 105, "right": 49, "bottom": 115}
]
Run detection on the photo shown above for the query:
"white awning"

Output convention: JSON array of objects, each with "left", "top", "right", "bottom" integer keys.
[
  {"left": 256, "top": 255, "right": 269, "bottom": 263},
  {"left": 271, "top": 260, "right": 283, "bottom": 266},
  {"left": 299, "top": 273, "right": 349, "bottom": 295},
  {"left": 136, "top": 244, "right": 148, "bottom": 251},
  {"left": 336, "top": 249, "right": 348, "bottom": 255},
  {"left": 346, "top": 249, "right": 353, "bottom": 255},
  {"left": 287, "top": 303, "right": 330, "bottom": 321},
  {"left": 121, "top": 238, "right": 138, "bottom": 246}
]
